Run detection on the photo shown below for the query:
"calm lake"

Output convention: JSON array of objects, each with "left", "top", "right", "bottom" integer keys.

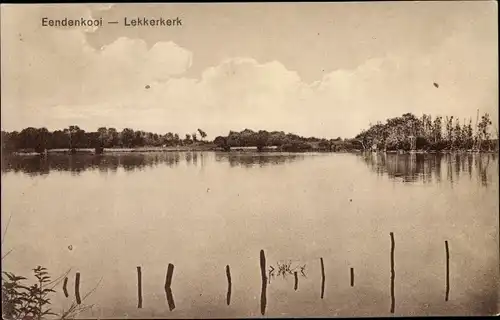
[{"left": 1, "top": 152, "right": 498, "bottom": 318}]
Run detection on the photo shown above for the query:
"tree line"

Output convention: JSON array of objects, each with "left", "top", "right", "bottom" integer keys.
[
  {"left": 354, "top": 112, "right": 497, "bottom": 152},
  {"left": 213, "top": 129, "right": 348, "bottom": 152},
  {"left": 1, "top": 126, "right": 208, "bottom": 153},
  {"left": 1, "top": 112, "right": 497, "bottom": 154},
  {"left": 1, "top": 126, "right": 352, "bottom": 154}
]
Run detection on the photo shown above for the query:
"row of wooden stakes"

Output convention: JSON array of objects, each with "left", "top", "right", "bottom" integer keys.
[{"left": 61, "top": 233, "right": 451, "bottom": 316}]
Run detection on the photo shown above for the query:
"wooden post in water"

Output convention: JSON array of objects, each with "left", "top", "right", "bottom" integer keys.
[
  {"left": 63, "top": 277, "right": 69, "bottom": 298},
  {"left": 390, "top": 232, "right": 395, "bottom": 314},
  {"left": 137, "top": 266, "right": 143, "bottom": 308},
  {"left": 260, "top": 250, "right": 267, "bottom": 316},
  {"left": 445, "top": 240, "right": 450, "bottom": 302},
  {"left": 294, "top": 271, "right": 298, "bottom": 291},
  {"left": 75, "top": 272, "right": 81, "bottom": 305},
  {"left": 164, "top": 264, "right": 175, "bottom": 311},
  {"left": 226, "top": 265, "right": 232, "bottom": 306},
  {"left": 350, "top": 268, "right": 354, "bottom": 287},
  {"left": 320, "top": 258, "right": 325, "bottom": 299},
  {"left": 165, "top": 263, "right": 174, "bottom": 288}
]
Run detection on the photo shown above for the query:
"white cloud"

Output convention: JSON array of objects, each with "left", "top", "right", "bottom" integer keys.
[
  {"left": 2, "top": 13, "right": 497, "bottom": 139},
  {"left": 1, "top": 21, "right": 194, "bottom": 129},
  {"left": 199, "top": 58, "right": 301, "bottom": 112}
]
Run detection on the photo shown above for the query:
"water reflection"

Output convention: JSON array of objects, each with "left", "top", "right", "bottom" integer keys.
[
  {"left": 1, "top": 153, "right": 183, "bottom": 176},
  {"left": 3, "top": 152, "right": 497, "bottom": 186},
  {"left": 358, "top": 152, "right": 498, "bottom": 186},
  {"left": 1, "top": 152, "right": 305, "bottom": 176},
  {"left": 214, "top": 152, "right": 305, "bottom": 168}
]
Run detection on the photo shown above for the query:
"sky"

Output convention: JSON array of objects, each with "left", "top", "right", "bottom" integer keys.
[{"left": 1, "top": 2, "right": 498, "bottom": 139}]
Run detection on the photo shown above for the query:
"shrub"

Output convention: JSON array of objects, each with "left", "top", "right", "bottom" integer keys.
[{"left": 2, "top": 266, "right": 56, "bottom": 320}]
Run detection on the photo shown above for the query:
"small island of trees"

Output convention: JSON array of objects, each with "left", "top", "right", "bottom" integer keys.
[{"left": 354, "top": 112, "right": 497, "bottom": 152}]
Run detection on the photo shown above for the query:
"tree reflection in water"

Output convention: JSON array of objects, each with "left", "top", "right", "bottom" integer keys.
[
  {"left": 214, "top": 152, "right": 305, "bottom": 168},
  {"left": 3, "top": 151, "right": 495, "bottom": 187},
  {"left": 1, "top": 153, "right": 182, "bottom": 176},
  {"left": 1, "top": 151, "right": 306, "bottom": 176},
  {"left": 358, "top": 152, "right": 497, "bottom": 187}
]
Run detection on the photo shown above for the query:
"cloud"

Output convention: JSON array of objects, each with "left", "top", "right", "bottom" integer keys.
[
  {"left": 1, "top": 7, "right": 497, "bottom": 139},
  {"left": 70, "top": 37, "right": 193, "bottom": 112},
  {"left": 199, "top": 58, "right": 301, "bottom": 112},
  {"left": 99, "top": 37, "right": 192, "bottom": 81},
  {"left": 1, "top": 17, "right": 193, "bottom": 130}
]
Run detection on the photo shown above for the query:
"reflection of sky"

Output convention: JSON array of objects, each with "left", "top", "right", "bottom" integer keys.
[{"left": 358, "top": 152, "right": 498, "bottom": 187}]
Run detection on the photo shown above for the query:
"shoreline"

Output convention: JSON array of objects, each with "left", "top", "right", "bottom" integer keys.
[{"left": 6, "top": 148, "right": 498, "bottom": 156}]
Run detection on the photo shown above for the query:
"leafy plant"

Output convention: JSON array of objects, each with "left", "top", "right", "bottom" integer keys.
[
  {"left": 2, "top": 271, "right": 27, "bottom": 319},
  {"left": 2, "top": 266, "right": 56, "bottom": 320}
]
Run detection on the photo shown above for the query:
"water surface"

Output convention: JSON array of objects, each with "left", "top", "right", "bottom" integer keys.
[{"left": 1, "top": 152, "right": 498, "bottom": 318}]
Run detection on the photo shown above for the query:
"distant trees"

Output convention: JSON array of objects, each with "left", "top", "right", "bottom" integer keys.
[
  {"left": 17, "top": 127, "right": 40, "bottom": 151},
  {"left": 213, "top": 136, "right": 229, "bottom": 151},
  {"left": 213, "top": 129, "right": 345, "bottom": 152},
  {"left": 1, "top": 131, "right": 19, "bottom": 152},
  {"left": 197, "top": 129, "right": 207, "bottom": 141},
  {"left": 355, "top": 112, "right": 496, "bottom": 151},
  {"left": 120, "top": 128, "right": 135, "bottom": 148},
  {"left": 477, "top": 113, "right": 493, "bottom": 151},
  {"left": 97, "top": 127, "right": 107, "bottom": 147},
  {"left": 1, "top": 115, "right": 496, "bottom": 154},
  {"left": 432, "top": 116, "right": 443, "bottom": 144},
  {"left": 0, "top": 126, "right": 202, "bottom": 153},
  {"left": 464, "top": 119, "right": 474, "bottom": 149}
]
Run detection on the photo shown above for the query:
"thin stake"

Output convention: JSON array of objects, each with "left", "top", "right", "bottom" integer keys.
[
  {"left": 294, "top": 271, "right": 298, "bottom": 291},
  {"left": 165, "top": 264, "right": 175, "bottom": 311},
  {"left": 260, "top": 249, "right": 267, "bottom": 316},
  {"left": 137, "top": 266, "right": 143, "bottom": 308},
  {"left": 350, "top": 268, "right": 354, "bottom": 287},
  {"left": 226, "top": 265, "right": 232, "bottom": 306},
  {"left": 165, "top": 263, "right": 174, "bottom": 289},
  {"left": 320, "top": 258, "right": 325, "bottom": 299},
  {"left": 390, "top": 232, "right": 395, "bottom": 314},
  {"left": 445, "top": 240, "right": 450, "bottom": 302},
  {"left": 165, "top": 287, "right": 175, "bottom": 311},
  {"left": 63, "top": 277, "right": 69, "bottom": 298},
  {"left": 75, "top": 272, "right": 81, "bottom": 305}
]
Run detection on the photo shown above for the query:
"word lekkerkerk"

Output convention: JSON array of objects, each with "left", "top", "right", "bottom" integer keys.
[{"left": 124, "top": 17, "right": 182, "bottom": 27}]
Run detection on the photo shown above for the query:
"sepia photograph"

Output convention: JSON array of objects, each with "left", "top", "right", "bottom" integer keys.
[{"left": 1, "top": 2, "right": 498, "bottom": 318}]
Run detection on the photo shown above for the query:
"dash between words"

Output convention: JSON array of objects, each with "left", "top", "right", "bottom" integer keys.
[{"left": 41, "top": 17, "right": 182, "bottom": 27}]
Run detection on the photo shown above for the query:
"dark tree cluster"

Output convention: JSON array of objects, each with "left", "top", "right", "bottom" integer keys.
[
  {"left": 213, "top": 129, "right": 347, "bottom": 152},
  {"left": 1, "top": 126, "right": 210, "bottom": 154}
]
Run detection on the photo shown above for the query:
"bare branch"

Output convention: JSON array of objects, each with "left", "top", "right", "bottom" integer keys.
[
  {"left": 48, "top": 268, "right": 73, "bottom": 290},
  {"left": 59, "top": 276, "right": 103, "bottom": 320},
  {"left": 1, "top": 212, "right": 14, "bottom": 246},
  {"left": 1, "top": 248, "right": 14, "bottom": 260}
]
